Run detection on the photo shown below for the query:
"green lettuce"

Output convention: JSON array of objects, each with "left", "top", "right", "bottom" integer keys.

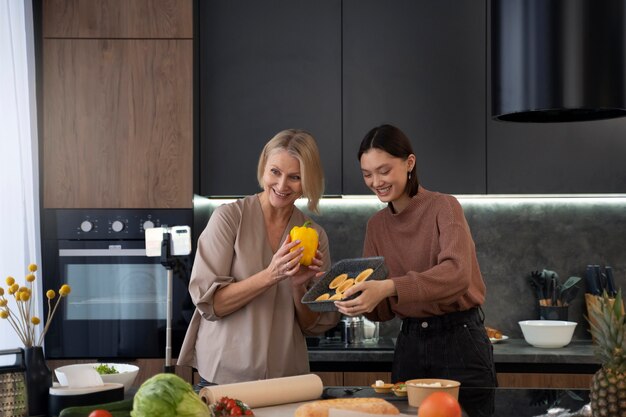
[{"left": 131, "top": 373, "right": 211, "bottom": 417}]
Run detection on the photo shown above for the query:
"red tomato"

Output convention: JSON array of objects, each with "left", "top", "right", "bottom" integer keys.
[
  {"left": 88, "top": 411, "right": 113, "bottom": 417},
  {"left": 230, "top": 406, "right": 243, "bottom": 416},
  {"left": 417, "top": 392, "right": 462, "bottom": 417},
  {"left": 225, "top": 399, "right": 236, "bottom": 411}
]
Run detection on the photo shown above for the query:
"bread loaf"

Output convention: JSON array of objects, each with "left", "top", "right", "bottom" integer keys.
[{"left": 294, "top": 397, "right": 400, "bottom": 417}]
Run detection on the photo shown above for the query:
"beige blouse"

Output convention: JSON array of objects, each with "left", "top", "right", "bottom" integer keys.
[{"left": 177, "top": 195, "right": 339, "bottom": 384}]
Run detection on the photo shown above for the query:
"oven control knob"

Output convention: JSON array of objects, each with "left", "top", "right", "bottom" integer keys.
[
  {"left": 80, "top": 220, "right": 93, "bottom": 233},
  {"left": 143, "top": 220, "right": 155, "bottom": 230},
  {"left": 111, "top": 220, "right": 125, "bottom": 233}
]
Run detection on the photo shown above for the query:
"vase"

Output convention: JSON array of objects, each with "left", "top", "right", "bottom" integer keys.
[{"left": 24, "top": 346, "right": 52, "bottom": 417}]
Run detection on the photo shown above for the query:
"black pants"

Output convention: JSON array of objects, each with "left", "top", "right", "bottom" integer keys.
[{"left": 392, "top": 307, "right": 497, "bottom": 417}]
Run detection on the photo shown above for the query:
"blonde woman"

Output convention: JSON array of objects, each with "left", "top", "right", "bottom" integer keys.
[{"left": 179, "top": 129, "right": 339, "bottom": 386}]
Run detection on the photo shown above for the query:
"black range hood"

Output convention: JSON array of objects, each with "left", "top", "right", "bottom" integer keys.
[{"left": 491, "top": 0, "right": 626, "bottom": 122}]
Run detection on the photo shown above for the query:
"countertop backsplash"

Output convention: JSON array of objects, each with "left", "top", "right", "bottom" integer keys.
[{"left": 194, "top": 195, "right": 626, "bottom": 341}]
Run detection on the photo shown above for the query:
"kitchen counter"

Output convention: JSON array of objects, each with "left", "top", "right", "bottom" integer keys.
[
  {"left": 249, "top": 386, "right": 590, "bottom": 417},
  {"left": 308, "top": 338, "right": 600, "bottom": 373}
]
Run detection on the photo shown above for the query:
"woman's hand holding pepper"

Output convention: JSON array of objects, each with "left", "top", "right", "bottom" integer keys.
[{"left": 267, "top": 236, "right": 304, "bottom": 284}]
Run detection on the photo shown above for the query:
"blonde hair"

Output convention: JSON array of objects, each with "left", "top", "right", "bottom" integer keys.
[{"left": 257, "top": 129, "right": 324, "bottom": 214}]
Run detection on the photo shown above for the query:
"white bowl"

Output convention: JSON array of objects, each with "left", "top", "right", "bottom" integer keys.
[
  {"left": 519, "top": 320, "right": 577, "bottom": 348},
  {"left": 55, "top": 363, "right": 139, "bottom": 392}
]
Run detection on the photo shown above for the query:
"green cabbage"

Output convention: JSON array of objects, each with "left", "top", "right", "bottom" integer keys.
[{"left": 131, "top": 373, "right": 211, "bottom": 417}]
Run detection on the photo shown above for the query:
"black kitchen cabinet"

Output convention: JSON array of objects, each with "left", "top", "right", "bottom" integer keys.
[
  {"left": 199, "top": 1, "right": 625, "bottom": 196},
  {"left": 487, "top": 118, "right": 626, "bottom": 194},
  {"left": 342, "top": 0, "right": 487, "bottom": 195},
  {"left": 199, "top": 0, "right": 485, "bottom": 197},
  {"left": 198, "top": 0, "right": 342, "bottom": 197}
]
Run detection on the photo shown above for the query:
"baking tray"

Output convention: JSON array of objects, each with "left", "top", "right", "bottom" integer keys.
[{"left": 302, "top": 256, "right": 388, "bottom": 312}]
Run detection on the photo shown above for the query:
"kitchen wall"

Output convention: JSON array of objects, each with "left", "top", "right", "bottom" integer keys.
[{"left": 195, "top": 195, "right": 626, "bottom": 340}]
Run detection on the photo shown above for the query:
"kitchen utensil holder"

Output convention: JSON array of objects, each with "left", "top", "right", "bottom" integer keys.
[
  {"left": 0, "top": 348, "right": 28, "bottom": 417},
  {"left": 539, "top": 305, "right": 568, "bottom": 321}
]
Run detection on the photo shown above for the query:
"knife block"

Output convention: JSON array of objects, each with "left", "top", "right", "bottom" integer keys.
[{"left": 585, "top": 293, "right": 625, "bottom": 344}]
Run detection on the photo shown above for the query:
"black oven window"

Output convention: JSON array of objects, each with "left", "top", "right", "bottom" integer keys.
[{"left": 65, "top": 263, "right": 166, "bottom": 320}]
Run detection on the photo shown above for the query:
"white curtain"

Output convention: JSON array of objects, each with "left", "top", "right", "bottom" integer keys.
[{"left": 0, "top": 0, "right": 41, "bottom": 354}]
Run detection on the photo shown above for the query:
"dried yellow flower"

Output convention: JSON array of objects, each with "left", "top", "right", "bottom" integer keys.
[
  {"left": 59, "top": 284, "right": 71, "bottom": 296},
  {"left": 3, "top": 262, "right": 70, "bottom": 347}
]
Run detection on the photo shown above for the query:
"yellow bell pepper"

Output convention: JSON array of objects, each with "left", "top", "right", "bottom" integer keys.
[{"left": 289, "top": 221, "right": 319, "bottom": 266}]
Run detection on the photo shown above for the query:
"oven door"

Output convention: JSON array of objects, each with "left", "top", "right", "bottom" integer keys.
[{"left": 43, "top": 240, "right": 192, "bottom": 359}]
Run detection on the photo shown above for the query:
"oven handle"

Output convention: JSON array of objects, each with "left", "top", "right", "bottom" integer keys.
[{"left": 59, "top": 248, "right": 147, "bottom": 257}]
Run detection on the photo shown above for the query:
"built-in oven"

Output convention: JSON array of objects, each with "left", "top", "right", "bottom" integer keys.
[{"left": 41, "top": 209, "right": 194, "bottom": 359}]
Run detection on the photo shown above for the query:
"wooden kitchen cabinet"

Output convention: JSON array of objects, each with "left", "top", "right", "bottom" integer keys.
[
  {"left": 320, "top": 372, "right": 590, "bottom": 389},
  {"left": 43, "top": 0, "right": 192, "bottom": 39},
  {"left": 343, "top": 372, "right": 392, "bottom": 387},
  {"left": 41, "top": 0, "right": 193, "bottom": 208},
  {"left": 40, "top": 0, "right": 193, "bottom": 208},
  {"left": 497, "top": 373, "right": 592, "bottom": 389},
  {"left": 43, "top": 38, "right": 193, "bottom": 208},
  {"left": 198, "top": 0, "right": 342, "bottom": 197}
]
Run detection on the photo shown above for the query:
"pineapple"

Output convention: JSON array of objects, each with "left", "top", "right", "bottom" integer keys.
[{"left": 588, "top": 289, "right": 626, "bottom": 417}]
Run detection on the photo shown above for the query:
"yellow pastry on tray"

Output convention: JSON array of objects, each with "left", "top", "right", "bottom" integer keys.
[
  {"left": 329, "top": 273, "right": 348, "bottom": 289},
  {"left": 336, "top": 278, "right": 355, "bottom": 294},
  {"left": 315, "top": 293, "right": 330, "bottom": 301},
  {"left": 355, "top": 268, "right": 374, "bottom": 283}
]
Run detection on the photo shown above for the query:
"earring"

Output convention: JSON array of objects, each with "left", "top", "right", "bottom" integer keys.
[{"left": 408, "top": 172, "right": 412, "bottom": 180}]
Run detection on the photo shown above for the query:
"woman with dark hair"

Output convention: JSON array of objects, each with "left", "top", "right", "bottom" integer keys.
[{"left": 335, "top": 124, "right": 496, "bottom": 417}]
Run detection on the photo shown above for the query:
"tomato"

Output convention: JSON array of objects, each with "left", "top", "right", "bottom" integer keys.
[
  {"left": 226, "top": 399, "right": 236, "bottom": 411},
  {"left": 230, "top": 406, "right": 243, "bottom": 416},
  {"left": 417, "top": 392, "right": 462, "bottom": 417},
  {"left": 88, "top": 411, "right": 113, "bottom": 417}
]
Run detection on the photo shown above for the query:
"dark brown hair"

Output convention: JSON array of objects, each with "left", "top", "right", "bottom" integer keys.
[{"left": 357, "top": 124, "right": 419, "bottom": 197}]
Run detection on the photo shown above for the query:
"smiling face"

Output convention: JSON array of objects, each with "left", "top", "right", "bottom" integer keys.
[
  {"left": 360, "top": 148, "right": 415, "bottom": 210},
  {"left": 261, "top": 149, "right": 303, "bottom": 209}
]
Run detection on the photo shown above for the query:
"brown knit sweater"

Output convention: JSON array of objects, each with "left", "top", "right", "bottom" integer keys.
[{"left": 363, "top": 186, "right": 486, "bottom": 321}]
